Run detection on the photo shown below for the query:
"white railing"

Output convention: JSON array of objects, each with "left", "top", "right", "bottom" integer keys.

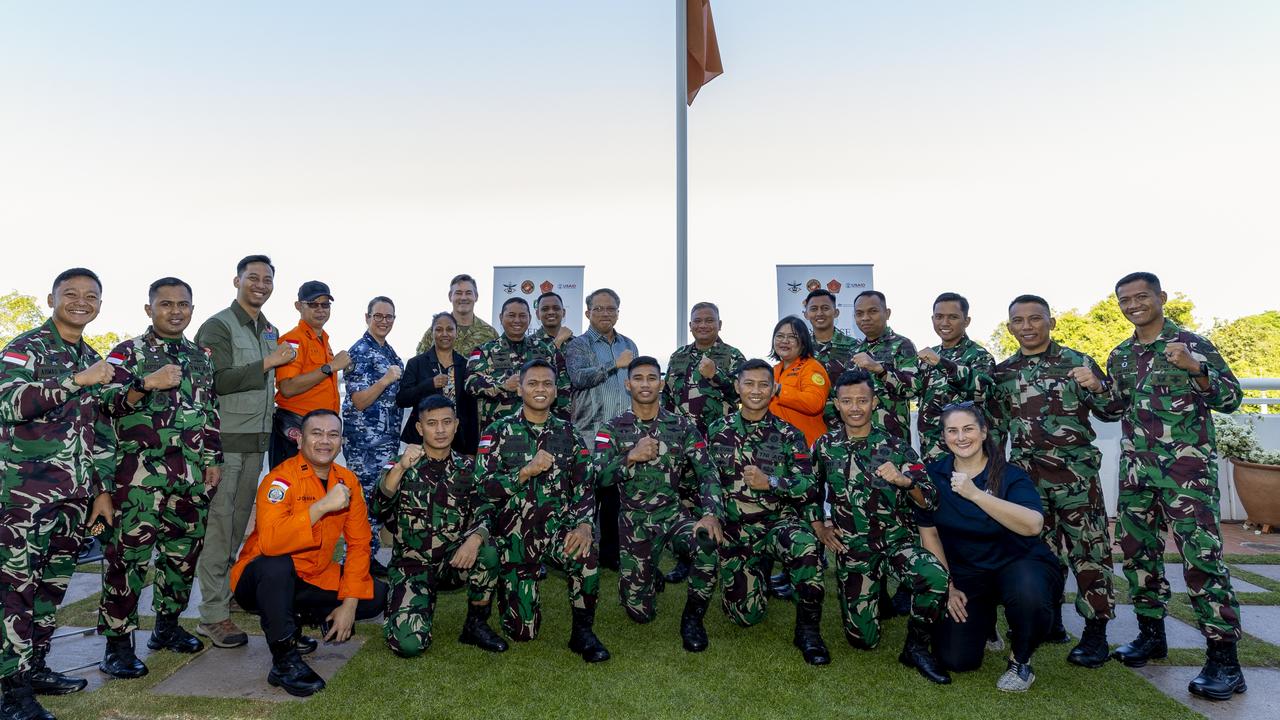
[{"left": 1241, "top": 378, "right": 1280, "bottom": 414}]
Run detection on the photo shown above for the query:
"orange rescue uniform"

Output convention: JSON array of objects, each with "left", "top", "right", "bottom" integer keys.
[
  {"left": 770, "top": 357, "right": 830, "bottom": 447},
  {"left": 230, "top": 454, "right": 373, "bottom": 601},
  {"left": 275, "top": 320, "right": 339, "bottom": 415}
]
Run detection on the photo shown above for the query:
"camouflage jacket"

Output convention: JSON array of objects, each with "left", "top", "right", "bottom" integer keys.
[
  {"left": 661, "top": 340, "right": 745, "bottom": 437},
  {"left": 706, "top": 411, "right": 819, "bottom": 526},
  {"left": 341, "top": 331, "right": 403, "bottom": 447},
  {"left": 592, "top": 408, "right": 723, "bottom": 521},
  {"left": 99, "top": 329, "right": 222, "bottom": 487},
  {"left": 915, "top": 336, "right": 996, "bottom": 461},
  {"left": 989, "top": 341, "right": 1111, "bottom": 470},
  {"left": 477, "top": 412, "right": 594, "bottom": 539},
  {"left": 1101, "top": 320, "right": 1242, "bottom": 490},
  {"left": 464, "top": 334, "right": 570, "bottom": 427},
  {"left": 418, "top": 317, "right": 497, "bottom": 356},
  {"left": 812, "top": 329, "right": 860, "bottom": 429},
  {"left": 371, "top": 450, "right": 491, "bottom": 568},
  {"left": 0, "top": 319, "right": 116, "bottom": 505},
  {"left": 850, "top": 328, "right": 919, "bottom": 442},
  {"left": 811, "top": 426, "right": 934, "bottom": 557}
]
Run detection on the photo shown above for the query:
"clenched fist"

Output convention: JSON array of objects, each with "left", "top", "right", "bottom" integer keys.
[
  {"left": 74, "top": 360, "right": 114, "bottom": 388},
  {"left": 144, "top": 364, "right": 183, "bottom": 391}
]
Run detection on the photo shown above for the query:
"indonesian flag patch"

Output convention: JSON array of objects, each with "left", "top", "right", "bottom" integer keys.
[
  {"left": 470, "top": 349, "right": 483, "bottom": 360},
  {"left": 594, "top": 431, "right": 612, "bottom": 449},
  {"left": 267, "top": 478, "right": 289, "bottom": 504},
  {"left": 107, "top": 351, "right": 127, "bottom": 366},
  {"left": 2, "top": 351, "right": 29, "bottom": 366},
  {"left": 478, "top": 435, "right": 494, "bottom": 454}
]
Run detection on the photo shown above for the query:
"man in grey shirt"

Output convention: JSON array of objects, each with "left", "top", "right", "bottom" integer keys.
[{"left": 564, "top": 288, "right": 636, "bottom": 571}]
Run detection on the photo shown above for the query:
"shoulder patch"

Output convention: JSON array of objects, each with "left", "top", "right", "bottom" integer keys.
[
  {"left": 811, "top": 373, "right": 825, "bottom": 386},
  {"left": 107, "top": 351, "right": 127, "bottom": 365},
  {"left": 470, "top": 349, "right": 483, "bottom": 360},
  {"left": 478, "top": 434, "right": 494, "bottom": 453},
  {"left": 2, "top": 351, "right": 29, "bottom": 365}
]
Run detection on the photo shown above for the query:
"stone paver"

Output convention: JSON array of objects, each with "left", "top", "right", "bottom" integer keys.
[
  {"left": 151, "top": 635, "right": 364, "bottom": 702},
  {"left": 1239, "top": 605, "right": 1280, "bottom": 646},
  {"left": 1231, "top": 563, "right": 1280, "bottom": 584},
  {"left": 1133, "top": 665, "right": 1278, "bottom": 720},
  {"left": 138, "top": 580, "right": 203, "bottom": 619},
  {"left": 1066, "top": 565, "right": 1266, "bottom": 595},
  {"left": 62, "top": 572, "right": 103, "bottom": 607},
  {"left": 1061, "top": 604, "right": 1203, "bottom": 648},
  {"left": 45, "top": 627, "right": 156, "bottom": 693}
]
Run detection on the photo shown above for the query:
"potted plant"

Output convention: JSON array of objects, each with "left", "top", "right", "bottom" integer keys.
[{"left": 1217, "top": 415, "right": 1280, "bottom": 532}]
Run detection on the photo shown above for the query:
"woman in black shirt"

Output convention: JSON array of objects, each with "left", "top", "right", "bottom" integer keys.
[
  {"left": 917, "top": 402, "right": 1062, "bottom": 692},
  {"left": 396, "top": 312, "right": 478, "bottom": 454}
]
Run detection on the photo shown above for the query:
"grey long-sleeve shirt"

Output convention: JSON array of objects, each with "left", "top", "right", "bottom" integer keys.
[{"left": 564, "top": 328, "right": 637, "bottom": 445}]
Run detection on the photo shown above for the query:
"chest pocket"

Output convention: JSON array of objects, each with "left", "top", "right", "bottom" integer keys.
[
  {"left": 499, "top": 436, "right": 533, "bottom": 469},
  {"left": 753, "top": 434, "right": 786, "bottom": 475},
  {"left": 668, "top": 355, "right": 692, "bottom": 376}
]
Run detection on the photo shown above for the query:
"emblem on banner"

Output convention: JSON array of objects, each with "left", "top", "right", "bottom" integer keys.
[
  {"left": 540, "top": 280, "right": 554, "bottom": 293},
  {"left": 806, "top": 279, "right": 820, "bottom": 292},
  {"left": 503, "top": 283, "right": 517, "bottom": 294},
  {"left": 827, "top": 279, "right": 841, "bottom": 293},
  {"left": 521, "top": 280, "right": 535, "bottom": 294},
  {"left": 787, "top": 282, "right": 802, "bottom": 294}
]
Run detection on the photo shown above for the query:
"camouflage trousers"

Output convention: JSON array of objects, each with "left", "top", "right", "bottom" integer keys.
[
  {"left": 1024, "top": 458, "right": 1115, "bottom": 621},
  {"left": 346, "top": 441, "right": 400, "bottom": 553},
  {"left": 0, "top": 499, "right": 87, "bottom": 679},
  {"left": 834, "top": 542, "right": 948, "bottom": 648},
  {"left": 617, "top": 509, "right": 718, "bottom": 623},
  {"left": 383, "top": 542, "right": 500, "bottom": 658},
  {"left": 719, "top": 517, "right": 823, "bottom": 627},
  {"left": 98, "top": 483, "right": 210, "bottom": 636},
  {"left": 497, "top": 524, "right": 600, "bottom": 641},
  {"left": 1116, "top": 479, "right": 1241, "bottom": 641}
]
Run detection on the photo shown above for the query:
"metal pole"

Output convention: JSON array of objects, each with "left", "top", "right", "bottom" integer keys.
[{"left": 675, "top": 0, "right": 689, "bottom": 348}]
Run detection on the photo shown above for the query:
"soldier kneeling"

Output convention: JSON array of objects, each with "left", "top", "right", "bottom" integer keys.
[{"left": 375, "top": 396, "right": 506, "bottom": 658}]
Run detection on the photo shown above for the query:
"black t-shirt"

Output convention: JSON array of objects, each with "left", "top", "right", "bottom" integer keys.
[{"left": 916, "top": 455, "right": 1053, "bottom": 579}]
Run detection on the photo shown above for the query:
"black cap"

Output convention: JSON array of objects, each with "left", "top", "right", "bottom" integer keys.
[{"left": 298, "top": 281, "right": 334, "bottom": 302}]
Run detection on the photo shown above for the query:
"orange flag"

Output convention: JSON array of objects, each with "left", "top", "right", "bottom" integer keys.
[{"left": 686, "top": 0, "right": 723, "bottom": 105}]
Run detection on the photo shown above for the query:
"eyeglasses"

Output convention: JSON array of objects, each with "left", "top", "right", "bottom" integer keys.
[
  {"left": 589, "top": 306, "right": 618, "bottom": 315},
  {"left": 305, "top": 302, "right": 332, "bottom": 310},
  {"left": 369, "top": 313, "right": 396, "bottom": 322},
  {"left": 773, "top": 333, "right": 799, "bottom": 341}
]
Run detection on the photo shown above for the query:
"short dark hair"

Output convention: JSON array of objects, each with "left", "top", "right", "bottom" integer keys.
[
  {"left": 736, "top": 358, "right": 774, "bottom": 379},
  {"left": 853, "top": 290, "right": 886, "bottom": 308},
  {"left": 834, "top": 368, "right": 873, "bottom": 392},
  {"left": 431, "top": 311, "right": 457, "bottom": 328},
  {"left": 236, "top": 255, "right": 274, "bottom": 276},
  {"left": 449, "top": 274, "right": 477, "bottom": 292},
  {"left": 1115, "top": 271, "right": 1162, "bottom": 294},
  {"left": 1008, "top": 294, "right": 1051, "bottom": 314},
  {"left": 585, "top": 288, "right": 621, "bottom": 309},
  {"left": 535, "top": 291, "right": 564, "bottom": 308},
  {"left": 148, "top": 277, "right": 192, "bottom": 302},
  {"left": 366, "top": 296, "right": 395, "bottom": 314},
  {"left": 627, "top": 355, "right": 662, "bottom": 375},
  {"left": 300, "top": 408, "right": 341, "bottom": 430},
  {"left": 501, "top": 297, "right": 530, "bottom": 314},
  {"left": 803, "top": 289, "right": 837, "bottom": 307},
  {"left": 416, "top": 395, "right": 456, "bottom": 417},
  {"left": 690, "top": 301, "right": 720, "bottom": 318},
  {"left": 933, "top": 292, "right": 969, "bottom": 316},
  {"left": 519, "top": 358, "right": 555, "bottom": 381},
  {"left": 769, "top": 315, "right": 814, "bottom": 361},
  {"left": 52, "top": 268, "right": 101, "bottom": 295}
]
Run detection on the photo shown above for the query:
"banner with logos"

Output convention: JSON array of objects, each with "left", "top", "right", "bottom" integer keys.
[
  {"left": 776, "top": 264, "right": 875, "bottom": 339},
  {"left": 492, "top": 266, "right": 585, "bottom": 335}
]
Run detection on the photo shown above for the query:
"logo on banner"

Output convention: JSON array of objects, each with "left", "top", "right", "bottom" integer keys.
[
  {"left": 787, "top": 282, "right": 802, "bottom": 294},
  {"left": 503, "top": 283, "right": 517, "bottom": 294},
  {"left": 540, "top": 280, "right": 554, "bottom": 293},
  {"left": 521, "top": 280, "right": 535, "bottom": 294},
  {"left": 558, "top": 283, "right": 578, "bottom": 289},
  {"left": 827, "top": 279, "right": 841, "bottom": 293},
  {"left": 806, "top": 279, "right": 821, "bottom": 292}
]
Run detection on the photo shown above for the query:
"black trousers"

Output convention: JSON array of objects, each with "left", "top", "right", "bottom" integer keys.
[
  {"left": 268, "top": 410, "right": 303, "bottom": 471},
  {"left": 596, "top": 484, "right": 621, "bottom": 571},
  {"left": 233, "top": 555, "right": 387, "bottom": 643},
  {"left": 935, "top": 554, "right": 1062, "bottom": 671}
]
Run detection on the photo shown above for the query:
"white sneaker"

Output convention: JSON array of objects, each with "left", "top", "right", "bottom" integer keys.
[{"left": 997, "top": 660, "right": 1035, "bottom": 692}]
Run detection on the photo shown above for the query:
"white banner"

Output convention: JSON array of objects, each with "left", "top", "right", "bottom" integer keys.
[
  {"left": 776, "top": 264, "right": 875, "bottom": 339},
  {"left": 492, "top": 266, "right": 585, "bottom": 335}
]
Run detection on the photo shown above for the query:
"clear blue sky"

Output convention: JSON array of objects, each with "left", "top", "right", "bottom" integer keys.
[{"left": 2, "top": 1, "right": 1276, "bottom": 360}]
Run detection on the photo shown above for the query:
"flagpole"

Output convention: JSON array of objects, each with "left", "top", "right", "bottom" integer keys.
[{"left": 675, "top": 0, "right": 689, "bottom": 349}]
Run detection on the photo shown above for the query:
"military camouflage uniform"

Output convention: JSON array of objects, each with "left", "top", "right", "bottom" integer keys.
[
  {"left": 850, "top": 328, "right": 919, "bottom": 443},
  {"left": 812, "top": 329, "right": 860, "bottom": 430},
  {"left": 811, "top": 426, "right": 946, "bottom": 647},
  {"left": 661, "top": 340, "right": 746, "bottom": 439},
  {"left": 465, "top": 335, "right": 570, "bottom": 429},
  {"left": 1102, "top": 320, "right": 1242, "bottom": 641},
  {"left": 914, "top": 336, "right": 995, "bottom": 462},
  {"left": 372, "top": 451, "right": 498, "bottom": 656},
  {"left": 477, "top": 413, "right": 597, "bottom": 641},
  {"left": 0, "top": 320, "right": 116, "bottom": 679},
  {"left": 989, "top": 341, "right": 1115, "bottom": 621},
  {"left": 95, "top": 329, "right": 221, "bottom": 638},
  {"left": 418, "top": 317, "right": 497, "bottom": 356},
  {"left": 342, "top": 331, "right": 404, "bottom": 554},
  {"left": 706, "top": 412, "right": 822, "bottom": 626},
  {"left": 593, "top": 409, "right": 723, "bottom": 622}
]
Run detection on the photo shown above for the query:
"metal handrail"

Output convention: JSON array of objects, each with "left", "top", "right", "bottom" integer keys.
[{"left": 1240, "top": 378, "right": 1279, "bottom": 414}]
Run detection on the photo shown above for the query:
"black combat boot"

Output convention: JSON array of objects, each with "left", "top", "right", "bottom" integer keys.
[
  {"left": 1067, "top": 617, "right": 1110, "bottom": 668},
  {"left": 267, "top": 638, "right": 326, "bottom": 697},
  {"left": 680, "top": 595, "right": 709, "bottom": 653},
  {"left": 890, "top": 586, "right": 913, "bottom": 618},
  {"left": 769, "top": 572, "right": 794, "bottom": 601},
  {"left": 27, "top": 648, "right": 87, "bottom": 695},
  {"left": 459, "top": 603, "right": 508, "bottom": 653},
  {"left": 1188, "top": 639, "right": 1247, "bottom": 701},
  {"left": 147, "top": 614, "right": 204, "bottom": 653},
  {"left": 1, "top": 673, "right": 54, "bottom": 720},
  {"left": 664, "top": 555, "right": 692, "bottom": 584},
  {"left": 792, "top": 594, "right": 831, "bottom": 666},
  {"left": 99, "top": 635, "right": 148, "bottom": 679},
  {"left": 293, "top": 621, "right": 318, "bottom": 656},
  {"left": 1111, "top": 615, "right": 1167, "bottom": 667},
  {"left": 1046, "top": 602, "right": 1070, "bottom": 644},
  {"left": 567, "top": 607, "right": 610, "bottom": 663},
  {"left": 898, "top": 619, "right": 950, "bottom": 685}
]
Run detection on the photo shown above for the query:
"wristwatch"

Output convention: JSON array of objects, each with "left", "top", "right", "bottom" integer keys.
[
  {"left": 321, "top": 363, "right": 333, "bottom": 376},
  {"left": 1189, "top": 362, "right": 1207, "bottom": 378},
  {"left": 132, "top": 375, "right": 151, "bottom": 393},
  {"left": 768, "top": 475, "right": 780, "bottom": 490}
]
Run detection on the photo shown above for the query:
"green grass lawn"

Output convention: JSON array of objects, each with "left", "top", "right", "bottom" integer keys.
[{"left": 48, "top": 553, "right": 1277, "bottom": 720}]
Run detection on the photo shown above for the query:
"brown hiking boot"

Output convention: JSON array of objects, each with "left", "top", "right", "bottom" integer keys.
[{"left": 196, "top": 619, "right": 249, "bottom": 648}]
